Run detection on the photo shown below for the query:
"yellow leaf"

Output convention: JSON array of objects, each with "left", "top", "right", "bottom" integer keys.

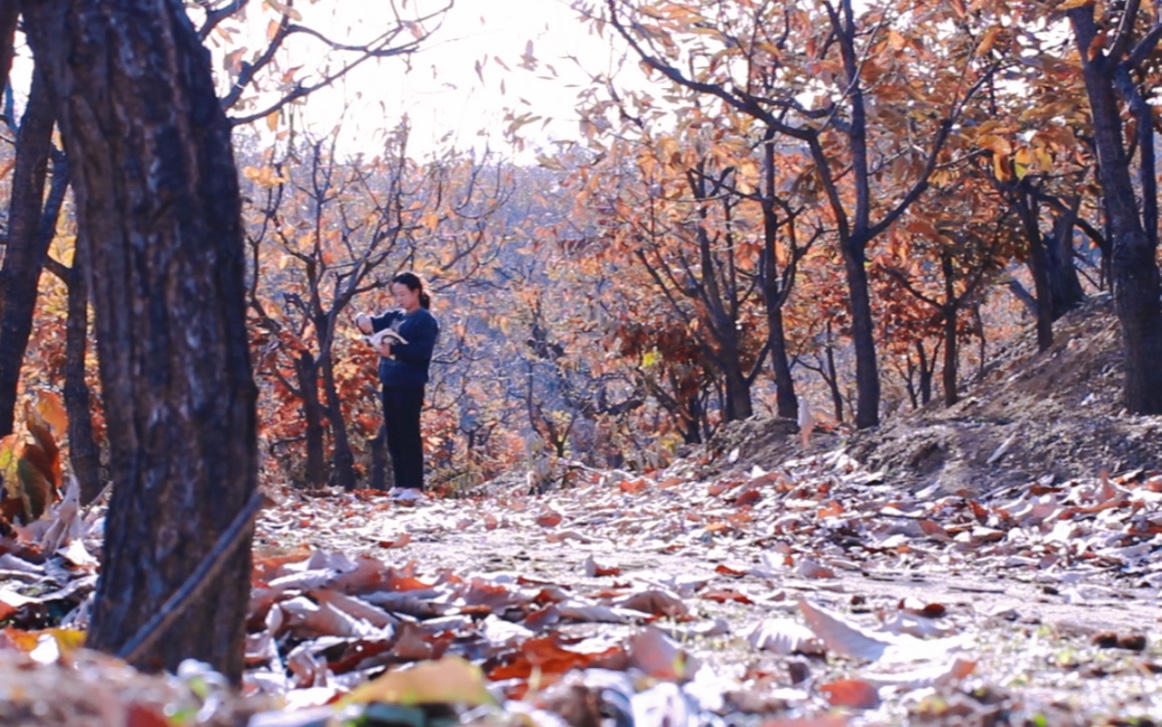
[
  {"left": 266, "top": 110, "right": 280, "bottom": 133},
  {"left": 31, "top": 390, "right": 67, "bottom": 437},
  {"left": 3, "top": 628, "right": 86, "bottom": 657},
  {"left": 343, "top": 657, "right": 497, "bottom": 707},
  {"left": 1057, "top": 0, "right": 1094, "bottom": 9}
]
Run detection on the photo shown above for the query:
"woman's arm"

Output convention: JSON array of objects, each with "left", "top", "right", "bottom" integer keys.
[
  {"left": 368, "top": 310, "right": 401, "bottom": 333},
  {"left": 392, "top": 314, "right": 438, "bottom": 364}
]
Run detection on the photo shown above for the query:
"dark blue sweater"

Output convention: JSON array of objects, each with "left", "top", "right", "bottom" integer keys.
[{"left": 370, "top": 308, "right": 439, "bottom": 387}]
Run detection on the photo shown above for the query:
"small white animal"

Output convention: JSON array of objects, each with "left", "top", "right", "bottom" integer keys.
[{"left": 365, "top": 327, "right": 408, "bottom": 348}]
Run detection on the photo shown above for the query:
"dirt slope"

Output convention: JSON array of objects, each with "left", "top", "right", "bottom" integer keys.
[{"left": 712, "top": 293, "right": 1162, "bottom": 496}]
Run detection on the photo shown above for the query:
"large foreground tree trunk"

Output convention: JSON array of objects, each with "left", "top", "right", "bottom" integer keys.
[
  {"left": 1069, "top": 6, "right": 1162, "bottom": 415},
  {"left": 24, "top": 0, "right": 257, "bottom": 681}
]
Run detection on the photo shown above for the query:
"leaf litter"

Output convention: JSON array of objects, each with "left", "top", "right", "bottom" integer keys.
[
  {"left": 0, "top": 431, "right": 1159, "bottom": 726},
  {"left": 4, "top": 299, "right": 1162, "bottom": 725}
]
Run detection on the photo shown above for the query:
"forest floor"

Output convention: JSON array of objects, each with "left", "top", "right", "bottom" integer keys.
[{"left": 2, "top": 294, "right": 1161, "bottom": 726}]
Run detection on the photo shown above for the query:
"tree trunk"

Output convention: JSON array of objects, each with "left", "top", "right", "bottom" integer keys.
[
  {"left": 1047, "top": 214, "right": 1085, "bottom": 320},
  {"left": 760, "top": 132, "right": 799, "bottom": 422},
  {"left": 915, "top": 340, "right": 933, "bottom": 406},
  {"left": 824, "top": 330, "right": 843, "bottom": 424},
  {"left": 682, "top": 394, "right": 703, "bottom": 445},
  {"left": 942, "top": 311, "right": 959, "bottom": 407},
  {"left": 0, "top": 68, "right": 55, "bottom": 437},
  {"left": 721, "top": 362, "right": 753, "bottom": 421},
  {"left": 369, "top": 425, "right": 391, "bottom": 490},
  {"left": 24, "top": 0, "right": 257, "bottom": 682},
  {"left": 322, "top": 363, "right": 355, "bottom": 490},
  {"left": 64, "top": 250, "right": 103, "bottom": 505},
  {"left": 940, "top": 253, "right": 959, "bottom": 407},
  {"left": 294, "top": 352, "right": 327, "bottom": 489},
  {"left": 1070, "top": 9, "right": 1162, "bottom": 414},
  {"left": 901, "top": 357, "right": 918, "bottom": 410},
  {"left": 843, "top": 234, "right": 880, "bottom": 427},
  {"left": 1014, "top": 191, "right": 1055, "bottom": 351},
  {"left": 767, "top": 308, "right": 798, "bottom": 420}
]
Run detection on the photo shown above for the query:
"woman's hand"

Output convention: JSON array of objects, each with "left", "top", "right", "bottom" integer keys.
[
  {"left": 354, "top": 312, "right": 373, "bottom": 335},
  {"left": 375, "top": 338, "right": 393, "bottom": 358}
]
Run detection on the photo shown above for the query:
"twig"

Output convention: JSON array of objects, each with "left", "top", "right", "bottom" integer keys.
[{"left": 116, "top": 490, "right": 264, "bottom": 663}]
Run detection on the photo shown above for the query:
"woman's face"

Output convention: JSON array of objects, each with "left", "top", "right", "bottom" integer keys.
[{"left": 392, "top": 281, "right": 421, "bottom": 312}]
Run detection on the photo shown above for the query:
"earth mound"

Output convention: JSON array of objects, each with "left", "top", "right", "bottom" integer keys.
[{"left": 709, "top": 293, "right": 1162, "bottom": 493}]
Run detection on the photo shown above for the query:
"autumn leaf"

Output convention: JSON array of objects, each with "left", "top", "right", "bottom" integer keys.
[
  {"left": 265, "top": 0, "right": 303, "bottom": 21},
  {"left": 976, "top": 26, "right": 1002, "bottom": 57},
  {"left": 223, "top": 47, "right": 247, "bottom": 76},
  {"left": 535, "top": 508, "right": 563, "bottom": 527},
  {"left": 343, "top": 657, "right": 497, "bottom": 707},
  {"left": 821, "top": 678, "right": 880, "bottom": 709}
]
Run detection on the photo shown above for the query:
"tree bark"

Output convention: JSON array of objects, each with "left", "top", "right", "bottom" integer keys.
[
  {"left": 767, "top": 307, "right": 798, "bottom": 420},
  {"left": 941, "top": 312, "right": 959, "bottom": 407},
  {"left": 915, "top": 340, "right": 933, "bottom": 407},
  {"left": 23, "top": 0, "right": 257, "bottom": 681},
  {"left": 294, "top": 352, "right": 327, "bottom": 489},
  {"left": 823, "top": 326, "right": 844, "bottom": 423},
  {"left": 760, "top": 132, "right": 799, "bottom": 421},
  {"left": 64, "top": 257, "right": 103, "bottom": 505},
  {"left": 1047, "top": 213, "right": 1086, "bottom": 320},
  {"left": 941, "top": 252, "right": 959, "bottom": 407},
  {"left": 1012, "top": 190, "right": 1055, "bottom": 351},
  {"left": 843, "top": 233, "right": 880, "bottom": 428},
  {"left": 0, "top": 1, "right": 18, "bottom": 95},
  {"left": 0, "top": 68, "right": 56, "bottom": 437},
  {"left": 321, "top": 354, "right": 356, "bottom": 490},
  {"left": 369, "top": 425, "right": 390, "bottom": 490},
  {"left": 1069, "top": 7, "right": 1162, "bottom": 414}
]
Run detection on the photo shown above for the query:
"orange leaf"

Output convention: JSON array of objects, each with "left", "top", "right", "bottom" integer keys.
[
  {"left": 734, "top": 488, "right": 762, "bottom": 507},
  {"left": 818, "top": 500, "right": 845, "bottom": 518},
  {"left": 821, "top": 678, "right": 880, "bottom": 709},
  {"left": 619, "top": 478, "right": 649, "bottom": 494},
  {"left": 535, "top": 509, "right": 562, "bottom": 527},
  {"left": 127, "top": 703, "right": 171, "bottom": 727},
  {"left": 701, "top": 588, "right": 753, "bottom": 604}
]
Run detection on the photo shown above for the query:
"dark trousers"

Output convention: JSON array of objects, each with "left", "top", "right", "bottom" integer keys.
[{"left": 382, "top": 385, "right": 426, "bottom": 490}]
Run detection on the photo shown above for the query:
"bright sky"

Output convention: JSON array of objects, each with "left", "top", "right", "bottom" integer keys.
[
  {"left": 5, "top": 1, "right": 631, "bottom": 161},
  {"left": 264, "top": 0, "right": 631, "bottom": 160}
]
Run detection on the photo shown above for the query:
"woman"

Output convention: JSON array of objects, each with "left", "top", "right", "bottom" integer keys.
[{"left": 354, "top": 272, "right": 440, "bottom": 493}]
